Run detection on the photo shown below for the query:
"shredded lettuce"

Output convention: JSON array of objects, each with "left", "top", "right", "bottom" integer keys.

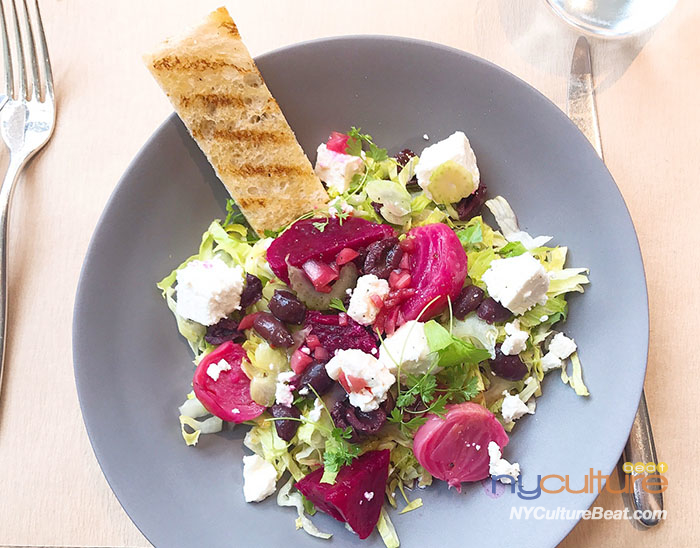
[
  {"left": 178, "top": 414, "right": 223, "bottom": 446},
  {"left": 485, "top": 196, "right": 552, "bottom": 250},
  {"left": 561, "top": 351, "right": 589, "bottom": 396},
  {"left": 548, "top": 268, "right": 590, "bottom": 296},
  {"left": 399, "top": 498, "right": 423, "bottom": 514},
  {"left": 452, "top": 313, "right": 499, "bottom": 359},
  {"left": 377, "top": 507, "right": 400, "bottom": 548},
  {"left": 277, "top": 478, "right": 332, "bottom": 539},
  {"left": 244, "top": 420, "right": 291, "bottom": 477}
]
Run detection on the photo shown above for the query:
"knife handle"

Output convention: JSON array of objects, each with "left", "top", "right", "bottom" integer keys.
[{"left": 620, "top": 390, "right": 664, "bottom": 526}]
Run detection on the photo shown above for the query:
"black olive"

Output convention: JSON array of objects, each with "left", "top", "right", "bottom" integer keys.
[{"left": 253, "top": 312, "right": 294, "bottom": 348}]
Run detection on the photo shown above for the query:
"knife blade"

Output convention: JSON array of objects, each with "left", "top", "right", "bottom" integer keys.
[{"left": 567, "top": 36, "right": 663, "bottom": 527}]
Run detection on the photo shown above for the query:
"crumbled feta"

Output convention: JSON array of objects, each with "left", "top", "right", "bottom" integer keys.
[
  {"left": 541, "top": 352, "right": 563, "bottom": 372},
  {"left": 540, "top": 315, "right": 549, "bottom": 322},
  {"left": 176, "top": 257, "right": 245, "bottom": 326},
  {"left": 488, "top": 442, "right": 520, "bottom": 484},
  {"left": 415, "top": 131, "right": 480, "bottom": 201},
  {"left": 364, "top": 491, "right": 375, "bottom": 501},
  {"left": 275, "top": 371, "right": 296, "bottom": 407},
  {"left": 242, "top": 454, "right": 278, "bottom": 502},
  {"left": 232, "top": 408, "right": 241, "bottom": 414},
  {"left": 422, "top": 133, "right": 429, "bottom": 141},
  {"left": 549, "top": 333, "right": 577, "bottom": 359},
  {"left": 298, "top": 386, "right": 309, "bottom": 396},
  {"left": 501, "top": 319, "right": 528, "bottom": 356},
  {"left": 378, "top": 320, "right": 435, "bottom": 377},
  {"left": 501, "top": 391, "right": 532, "bottom": 423},
  {"left": 206, "top": 359, "right": 231, "bottom": 382},
  {"left": 325, "top": 349, "right": 395, "bottom": 412},
  {"left": 482, "top": 253, "right": 550, "bottom": 315},
  {"left": 306, "top": 398, "right": 324, "bottom": 422},
  {"left": 314, "top": 143, "right": 364, "bottom": 194},
  {"left": 347, "top": 274, "right": 390, "bottom": 325}
]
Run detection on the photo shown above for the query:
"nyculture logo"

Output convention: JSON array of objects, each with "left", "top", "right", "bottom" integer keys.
[{"left": 491, "top": 462, "right": 668, "bottom": 501}]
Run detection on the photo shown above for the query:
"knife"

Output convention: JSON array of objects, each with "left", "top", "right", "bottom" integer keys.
[{"left": 567, "top": 36, "right": 663, "bottom": 528}]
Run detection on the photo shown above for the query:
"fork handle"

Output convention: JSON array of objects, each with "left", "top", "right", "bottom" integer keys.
[
  {"left": 0, "top": 157, "right": 24, "bottom": 402},
  {"left": 620, "top": 390, "right": 664, "bottom": 526}
]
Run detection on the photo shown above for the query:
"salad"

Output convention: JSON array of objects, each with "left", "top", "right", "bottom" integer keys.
[{"left": 158, "top": 128, "right": 590, "bottom": 546}]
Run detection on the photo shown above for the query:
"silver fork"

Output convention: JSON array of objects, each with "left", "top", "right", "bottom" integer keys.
[{"left": 0, "top": 0, "right": 55, "bottom": 400}]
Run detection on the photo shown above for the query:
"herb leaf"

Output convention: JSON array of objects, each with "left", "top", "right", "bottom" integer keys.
[
  {"left": 329, "top": 297, "right": 347, "bottom": 313},
  {"left": 347, "top": 127, "right": 389, "bottom": 163},
  {"left": 321, "top": 426, "right": 361, "bottom": 484}
]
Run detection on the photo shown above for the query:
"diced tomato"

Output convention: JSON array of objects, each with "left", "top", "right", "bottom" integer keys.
[
  {"left": 305, "top": 334, "right": 322, "bottom": 349},
  {"left": 291, "top": 348, "right": 314, "bottom": 374},
  {"left": 338, "top": 370, "right": 369, "bottom": 393},
  {"left": 326, "top": 131, "right": 350, "bottom": 154},
  {"left": 336, "top": 247, "right": 360, "bottom": 266},
  {"left": 399, "top": 252, "right": 411, "bottom": 270},
  {"left": 302, "top": 259, "right": 339, "bottom": 291},
  {"left": 237, "top": 312, "right": 260, "bottom": 331}
]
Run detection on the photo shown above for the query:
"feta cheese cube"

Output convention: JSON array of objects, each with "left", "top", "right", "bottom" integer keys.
[
  {"left": 549, "top": 333, "right": 577, "bottom": 359},
  {"left": 377, "top": 320, "right": 435, "bottom": 377},
  {"left": 501, "top": 319, "right": 528, "bottom": 356},
  {"left": 325, "top": 349, "right": 395, "bottom": 412},
  {"left": 347, "top": 274, "right": 390, "bottom": 325},
  {"left": 242, "top": 454, "right": 278, "bottom": 502},
  {"left": 314, "top": 143, "right": 364, "bottom": 194},
  {"left": 206, "top": 359, "right": 231, "bottom": 382},
  {"left": 275, "top": 371, "right": 296, "bottom": 407},
  {"left": 176, "top": 257, "right": 245, "bottom": 326},
  {"left": 501, "top": 390, "right": 533, "bottom": 423},
  {"left": 488, "top": 442, "right": 520, "bottom": 484},
  {"left": 482, "top": 253, "right": 550, "bottom": 315},
  {"left": 415, "top": 131, "right": 480, "bottom": 202}
]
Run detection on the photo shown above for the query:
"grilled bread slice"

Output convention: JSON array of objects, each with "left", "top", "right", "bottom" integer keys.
[{"left": 144, "top": 7, "right": 328, "bottom": 235}]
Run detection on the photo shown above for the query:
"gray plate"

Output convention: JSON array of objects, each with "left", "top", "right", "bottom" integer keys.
[{"left": 73, "top": 36, "right": 648, "bottom": 548}]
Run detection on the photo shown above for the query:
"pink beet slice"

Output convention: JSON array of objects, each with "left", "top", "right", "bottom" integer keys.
[
  {"left": 192, "top": 341, "right": 265, "bottom": 423},
  {"left": 413, "top": 403, "right": 508, "bottom": 491},
  {"left": 400, "top": 223, "right": 467, "bottom": 321},
  {"left": 295, "top": 450, "right": 390, "bottom": 539},
  {"left": 267, "top": 217, "right": 393, "bottom": 283}
]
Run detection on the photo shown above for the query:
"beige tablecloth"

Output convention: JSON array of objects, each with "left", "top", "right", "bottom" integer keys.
[{"left": 1, "top": 0, "right": 698, "bottom": 546}]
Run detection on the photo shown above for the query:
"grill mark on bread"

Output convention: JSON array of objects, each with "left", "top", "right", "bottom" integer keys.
[
  {"left": 190, "top": 126, "right": 294, "bottom": 145},
  {"left": 225, "top": 163, "right": 307, "bottom": 178},
  {"left": 219, "top": 21, "right": 240, "bottom": 37},
  {"left": 178, "top": 93, "right": 246, "bottom": 109},
  {"left": 151, "top": 56, "right": 254, "bottom": 73}
]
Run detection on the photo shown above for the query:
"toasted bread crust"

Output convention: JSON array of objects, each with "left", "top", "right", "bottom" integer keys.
[{"left": 144, "top": 7, "right": 328, "bottom": 234}]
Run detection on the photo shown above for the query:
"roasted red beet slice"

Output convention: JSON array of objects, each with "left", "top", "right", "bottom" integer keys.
[
  {"left": 192, "top": 341, "right": 265, "bottom": 423},
  {"left": 413, "top": 402, "right": 508, "bottom": 491},
  {"left": 305, "top": 311, "right": 378, "bottom": 354},
  {"left": 267, "top": 218, "right": 393, "bottom": 283},
  {"left": 295, "top": 450, "right": 390, "bottom": 539},
  {"left": 400, "top": 223, "right": 468, "bottom": 321}
]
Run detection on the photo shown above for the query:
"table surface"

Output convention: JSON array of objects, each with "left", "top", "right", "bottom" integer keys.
[{"left": 0, "top": 0, "right": 698, "bottom": 546}]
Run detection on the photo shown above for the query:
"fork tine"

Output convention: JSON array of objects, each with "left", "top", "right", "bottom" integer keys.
[
  {"left": 30, "top": 0, "right": 50, "bottom": 99},
  {"left": 20, "top": 0, "right": 40, "bottom": 99},
  {"left": 8, "top": 0, "right": 26, "bottom": 100},
  {"left": 0, "top": 1, "right": 13, "bottom": 98}
]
